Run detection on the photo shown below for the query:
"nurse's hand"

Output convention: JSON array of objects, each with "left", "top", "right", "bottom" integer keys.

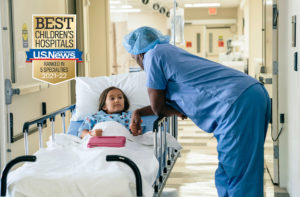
[
  {"left": 177, "top": 112, "right": 187, "bottom": 120},
  {"left": 130, "top": 110, "right": 142, "bottom": 136}
]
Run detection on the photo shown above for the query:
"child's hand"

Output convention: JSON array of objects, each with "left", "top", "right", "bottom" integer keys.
[
  {"left": 89, "top": 129, "right": 103, "bottom": 137},
  {"left": 94, "top": 129, "right": 103, "bottom": 136}
]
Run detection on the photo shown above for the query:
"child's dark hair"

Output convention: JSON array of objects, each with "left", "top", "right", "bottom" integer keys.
[{"left": 98, "top": 86, "right": 130, "bottom": 112}]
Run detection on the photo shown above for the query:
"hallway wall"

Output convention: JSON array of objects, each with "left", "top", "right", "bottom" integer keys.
[
  {"left": 248, "top": 0, "right": 262, "bottom": 77},
  {"left": 239, "top": 0, "right": 262, "bottom": 77},
  {"left": 88, "top": 0, "right": 110, "bottom": 77},
  {"left": 278, "top": 0, "right": 300, "bottom": 196},
  {"left": 128, "top": 12, "right": 168, "bottom": 34}
]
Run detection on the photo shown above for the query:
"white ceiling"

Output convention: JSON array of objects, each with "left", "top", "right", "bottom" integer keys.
[{"left": 111, "top": 0, "right": 241, "bottom": 13}]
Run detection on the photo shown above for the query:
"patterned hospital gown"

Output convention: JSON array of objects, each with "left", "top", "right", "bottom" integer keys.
[{"left": 78, "top": 110, "right": 132, "bottom": 134}]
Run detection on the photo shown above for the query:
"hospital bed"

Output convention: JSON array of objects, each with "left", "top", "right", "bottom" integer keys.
[{"left": 0, "top": 72, "right": 181, "bottom": 197}]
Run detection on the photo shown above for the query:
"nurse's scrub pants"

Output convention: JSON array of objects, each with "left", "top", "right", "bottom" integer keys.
[{"left": 213, "top": 83, "right": 271, "bottom": 197}]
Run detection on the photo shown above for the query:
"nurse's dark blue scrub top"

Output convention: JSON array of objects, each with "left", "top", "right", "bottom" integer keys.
[{"left": 143, "top": 43, "right": 259, "bottom": 133}]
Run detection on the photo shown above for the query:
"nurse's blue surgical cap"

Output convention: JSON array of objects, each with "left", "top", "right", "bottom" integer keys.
[{"left": 123, "top": 26, "right": 170, "bottom": 55}]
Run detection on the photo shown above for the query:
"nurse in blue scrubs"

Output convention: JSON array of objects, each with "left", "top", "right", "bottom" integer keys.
[{"left": 124, "top": 26, "right": 271, "bottom": 197}]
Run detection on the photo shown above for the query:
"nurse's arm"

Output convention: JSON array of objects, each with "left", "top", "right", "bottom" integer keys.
[{"left": 147, "top": 88, "right": 184, "bottom": 118}]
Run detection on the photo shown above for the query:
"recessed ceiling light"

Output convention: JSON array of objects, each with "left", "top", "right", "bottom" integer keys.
[
  {"left": 266, "top": 0, "right": 272, "bottom": 5},
  {"left": 110, "top": 1, "right": 121, "bottom": 5},
  {"left": 121, "top": 5, "right": 133, "bottom": 9},
  {"left": 110, "top": 9, "right": 141, "bottom": 13},
  {"left": 184, "top": 3, "right": 221, "bottom": 8},
  {"left": 141, "top": 0, "right": 149, "bottom": 5}
]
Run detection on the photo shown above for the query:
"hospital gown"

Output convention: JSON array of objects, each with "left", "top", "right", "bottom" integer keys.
[
  {"left": 143, "top": 43, "right": 270, "bottom": 197},
  {"left": 78, "top": 110, "right": 132, "bottom": 135}
]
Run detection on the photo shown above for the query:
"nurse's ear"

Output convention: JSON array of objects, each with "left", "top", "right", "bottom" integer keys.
[
  {"left": 137, "top": 53, "right": 145, "bottom": 69},
  {"left": 138, "top": 53, "right": 144, "bottom": 59}
]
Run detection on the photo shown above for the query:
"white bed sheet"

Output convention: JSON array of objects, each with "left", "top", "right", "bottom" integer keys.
[{"left": 7, "top": 121, "right": 168, "bottom": 197}]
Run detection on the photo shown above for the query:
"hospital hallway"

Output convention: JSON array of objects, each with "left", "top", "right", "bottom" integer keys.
[
  {"left": 1, "top": 0, "right": 300, "bottom": 196},
  {"left": 165, "top": 119, "right": 290, "bottom": 197}
]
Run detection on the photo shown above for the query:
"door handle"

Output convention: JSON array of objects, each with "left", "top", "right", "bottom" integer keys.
[{"left": 5, "top": 79, "right": 20, "bottom": 105}]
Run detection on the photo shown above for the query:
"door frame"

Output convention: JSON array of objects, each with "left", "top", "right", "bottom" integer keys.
[
  {"left": 0, "top": 0, "right": 12, "bottom": 170},
  {"left": 271, "top": 0, "right": 279, "bottom": 184},
  {"left": 262, "top": 0, "right": 280, "bottom": 185}
]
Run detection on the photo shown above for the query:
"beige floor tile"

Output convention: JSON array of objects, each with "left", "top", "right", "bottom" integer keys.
[{"left": 165, "top": 119, "right": 289, "bottom": 197}]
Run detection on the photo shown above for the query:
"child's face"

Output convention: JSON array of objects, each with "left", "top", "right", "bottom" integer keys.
[{"left": 102, "top": 89, "right": 125, "bottom": 114}]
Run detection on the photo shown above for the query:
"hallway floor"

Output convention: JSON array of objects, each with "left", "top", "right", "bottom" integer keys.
[{"left": 165, "top": 119, "right": 290, "bottom": 197}]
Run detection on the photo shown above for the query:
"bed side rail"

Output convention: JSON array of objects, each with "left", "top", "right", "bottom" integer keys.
[
  {"left": 153, "top": 115, "right": 180, "bottom": 196},
  {"left": 1, "top": 156, "right": 36, "bottom": 197},
  {"left": 22, "top": 104, "right": 75, "bottom": 155}
]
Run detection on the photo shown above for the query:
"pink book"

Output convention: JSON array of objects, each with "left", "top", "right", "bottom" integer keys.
[{"left": 87, "top": 136, "right": 126, "bottom": 148}]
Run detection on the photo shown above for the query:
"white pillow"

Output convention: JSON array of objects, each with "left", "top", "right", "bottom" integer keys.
[{"left": 71, "top": 72, "right": 150, "bottom": 121}]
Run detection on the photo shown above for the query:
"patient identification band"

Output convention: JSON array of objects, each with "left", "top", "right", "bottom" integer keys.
[{"left": 26, "top": 15, "right": 82, "bottom": 85}]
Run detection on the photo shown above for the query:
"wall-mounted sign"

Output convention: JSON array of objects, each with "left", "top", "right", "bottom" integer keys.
[
  {"left": 186, "top": 41, "right": 192, "bottom": 48},
  {"left": 22, "top": 23, "right": 28, "bottom": 48},
  {"left": 26, "top": 15, "right": 82, "bottom": 85},
  {"left": 208, "top": 8, "right": 217, "bottom": 16},
  {"left": 218, "top": 35, "right": 224, "bottom": 47}
]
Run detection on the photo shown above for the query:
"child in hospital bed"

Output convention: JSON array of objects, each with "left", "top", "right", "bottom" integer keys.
[{"left": 79, "top": 86, "right": 132, "bottom": 139}]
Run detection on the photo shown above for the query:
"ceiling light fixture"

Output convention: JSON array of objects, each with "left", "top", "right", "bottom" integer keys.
[
  {"left": 266, "top": 0, "right": 273, "bottom": 5},
  {"left": 110, "top": 1, "right": 121, "bottom": 5},
  {"left": 121, "top": 5, "right": 133, "bottom": 9},
  {"left": 153, "top": 3, "right": 160, "bottom": 10},
  {"left": 166, "top": 11, "right": 170, "bottom": 18},
  {"left": 159, "top": 7, "right": 166, "bottom": 14},
  {"left": 141, "top": 0, "right": 149, "bottom": 5},
  {"left": 110, "top": 8, "right": 141, "bottom": 13},
  {"left": 184, "top": 3, "right": 221, "bottom": 8}
]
